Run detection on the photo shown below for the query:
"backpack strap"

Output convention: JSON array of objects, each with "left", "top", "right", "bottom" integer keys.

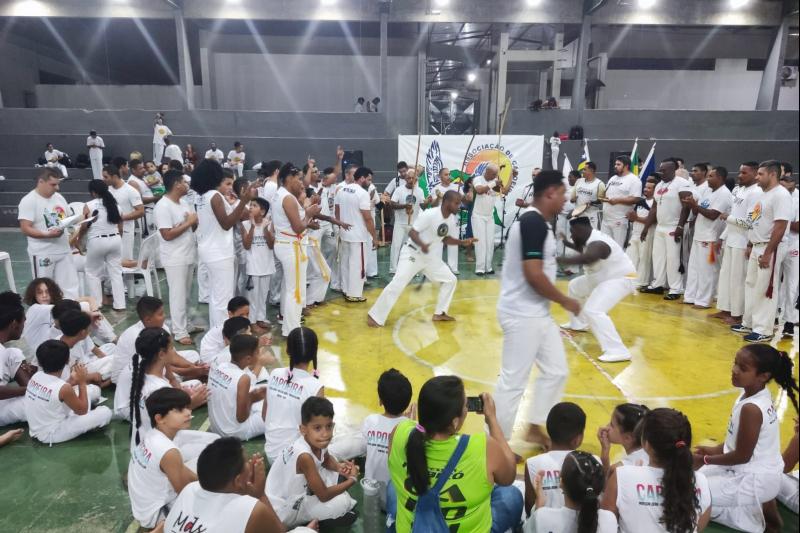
[{"left": 430, "top": 435, "right": 470, "bottom": 494}]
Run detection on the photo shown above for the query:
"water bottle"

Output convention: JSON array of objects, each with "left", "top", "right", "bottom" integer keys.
[{"left": 360, "top": 477, "right": 382, "bottom": 532}]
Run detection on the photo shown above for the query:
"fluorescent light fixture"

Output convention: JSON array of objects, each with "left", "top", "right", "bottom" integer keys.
[
  {"left": 527, "top": 0, "right": 543, "bottom": 6},
  {"left": 637, "top": 0, "right": 657, "bottom": 8},
  {"left": 435, "top": 0, "right": 450, "bottom": 6},
  {"left": 730, "top": 0, "right": 750, "bottom": 8},
  {"left": 450, "top": 91, "right": 459, "bottom": 100},
  {"left": 467, "top": 72, "right": 477, "bottom": 83},
  {"left": 321, "top": 0, "right": 338, "bottom": 5}
]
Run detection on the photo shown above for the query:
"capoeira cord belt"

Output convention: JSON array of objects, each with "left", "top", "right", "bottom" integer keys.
[
  {"left": 308, "top": 236, "right": 330, "bottom": 282},
  {"left": 278, "top": 231, "right": 307, "bottom": 304}
]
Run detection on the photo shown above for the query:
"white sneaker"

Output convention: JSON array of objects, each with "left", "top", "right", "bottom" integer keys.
[
  {"left": 598, "top": 353, "right": 631, "bottom": 363},
  {"left": 560, "top": 323, "right": 588, "bottom": 332}
]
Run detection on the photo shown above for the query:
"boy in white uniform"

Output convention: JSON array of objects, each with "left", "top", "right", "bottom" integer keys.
[
  {"left": 241, "top": 198, "right": 276, "bottom": 328},
  {"left": 571, "top": 162, "right": 605, "bottom": 229},
  {"left": 154, "top": 171, "right": 198, "bottom": 345},
  {"left": 626, "top": 179, "right": 655, "bottom": 289},
  {"left": 227, "top": 142, "right": 246, "bottom": 177},
  {"left": 199, "top": 297, "right": 250, "bottom": 364},
  {"left": 103, "top": 164, "right": 144, "bottom": 261},
  {"left": 43, "top": 143, "right": 68, "bottom": 178},
  {"left": 335, "top": 167, "right": 377, "bottom": 302},
  {"left": 57, "top": 310, "right": 113, "bottom": 382},
  {"left": 17, "top": 169, "right": 80, "bottom": 298},
  {"left": 0, "top": 292, "right": 34, "bottom": 427},
  {"left": 204, "top": 142, "right": 224, "bottom": 163},
  {"left": 86, "top": 131, "right": 104, "bottom": 180},
  {"left": 600, "top": 155, "right": 642, "bottom": 247},
  {"left": 368, "top": 191, "right": 474, "bottom": 327},
  {"left": 471, "top": 163, "right": 505, "bottom": 274},
  {"left": 431, "top": 168, "right": 463, "bottom": 273},
  {"left": 388, "top": 170, "right": 427, "bottom": 274},
  {"left": 682, "top": 166, "right": 733, "bottom": 309},
  {"left": 24, "top": 340, "right": 112, "bottom": 444}
]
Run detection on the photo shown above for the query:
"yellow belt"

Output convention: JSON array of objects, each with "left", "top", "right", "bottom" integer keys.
[
  {"left": 277, "top": 232, "right": 307, "bottom": 304},
  {"left": 308, "top": 237, "right": 330, "bottom": 282}
]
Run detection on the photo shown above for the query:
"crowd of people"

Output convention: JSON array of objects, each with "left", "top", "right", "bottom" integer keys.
[{"left": 3, "top": 134, "right": 800, "bottom": 532}]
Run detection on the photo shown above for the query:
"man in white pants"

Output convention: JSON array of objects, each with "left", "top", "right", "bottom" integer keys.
[
  {"left": 626, "top": 178, "right": 656, "bottom": 289},
  {"left": 318, "top": 166, "right": 342, "bottom": 292},
  {"left": 778, "top": 170, "right": 798, "bottom": 338},
  {"left": 103, "top": 164, "right": 144, "bottom": 261},
  {"left": 559, "top": 217, "right": 637, "bottom": 363},
  {"left": 734, "top": 160, "right": 792, "bottom": 342},
  {"left": 387, "top": 169, "right": 427, "bottom": 274},
  {"left": 682, "top": 166, "right": 732, "bottom": 309},
  {"left": 17, "top": 168, "right": 80, "bottom": 298},
  {"left": 572, "top": 162, "right": 605, "bottom": 229},
  {"left": 600, "top": 155, "right": 642, "bottom": 248},
  {"left": 257, "top": 160, "right": 284, "bottom": 305},
  {"left": 368, "top": 191, "right": 475, "bottom": 327},
  {"left": 86, "top": 130, "right": 104, "bottom": 181},
  {"left": 493, "top": 171, "right": 580, "bottom": 449},
  {"left": 153, "top": 117, "right": 172, "bottom": 163},
  {"left": 471, "top": 163, "right": 507, "bottom": 275},
  {"left": 154, "top": 171, "right": 198, "bottom": 345},
  {"left": 641, "top": 159, "right": 693, "bottom": 300},
  {"left": 336, "top": 167, "right": 377, "bottom": 303},
  {"left": 713, "top": 162, "right": 762, "bottom": 325},
  {"left": 431, "top": 169, "right": 464, "bottom": 274}
]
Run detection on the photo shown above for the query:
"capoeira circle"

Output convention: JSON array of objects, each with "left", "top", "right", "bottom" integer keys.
[
  {"left": 367, "top": 191, "right": 475, "bottom": 327},
  {"left": 558, "top": 216, "right": 638, "bottom": 363}
]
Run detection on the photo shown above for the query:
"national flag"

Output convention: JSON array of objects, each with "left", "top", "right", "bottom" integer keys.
[
  {"left": 577, "top": 139, "right": 590, "bottom": 171},
  {"left": 630, "top": 138, "right": 641, "bottom": 177},
  {"left": 638, "top": 142, "right": 657, "bottom": 189},
  {"left": 562, "top": 154, "right": 573, "bottom": 177},
  {"left": 417, "top": 171, "right": 431, "bottom": 198}
]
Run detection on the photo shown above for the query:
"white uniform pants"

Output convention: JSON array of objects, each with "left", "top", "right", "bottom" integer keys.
[
  {"left": 29, "top": 252, "right": 78, "bottom": 299},
  {"left": 307, "top": 239, "right": 330, "bottom": 305},
  {"left": 0, "top": 397, "right": 26, "bottom": 426},
  {"left": 269, "top": 258, "right": 284, "bottom": 306},
  {"left": 89, "top": 151, "right": 103, "bottom": 181},
  {"left": 321, "top": 226, "right": 340, "bottom": 291},
  {"left": 368, "top": 247, "right": 456, "bottom": 326},
  {"left": 153, "top": 143, "right": 165, "bottom": 164},
  {"left": 121, "top": 228, "right": 135, "bottom": 261},
  {"left": 225, "top": 411, "right": 264, "bottom": 441},
  {"left": 684, "top": 240, "right": 720, "bottom": 307},
  {"left": 700, "top": 465, "right": 781, "bottom": 533},
  {"left": 471, "top": 213, "right": 495, "bottom": 273},
  {"left": 650, "top": 228, "right": 684, "bottom": 294},
  {"left": 164, "top": 263, "right": 195, "bottom": 339},
  {"left": 600, "top": 219, "right": 629, "bottom": 248},
  {"left": 173, "top": 430, "right": 220, "bottom": 463},
  {"left": 366, "top": 242, "right": 378, "bottom": 277},
  {"left": 274, "top": 241, "right": 308, "bottom": 337},
  {"left": 494, "top": 312, "right": 568, "bottom": 437},
  {"left": 556, "top": 214, "right": 569, "bottom": 257},
  {"left": 443, "top": 244, "right": 459, "bottom": 273},
  {"left": 390, "top": 223, "right": 411, "bottom": 273},
  {"left": 197, "top": 261, "right": 209, "bottom": 304},
  {"left": 743, "top": 243, "right": 786, "bottom": 336},
  {"left": 627, "top": 232, "right": 653, "bottom": 288},
  {"left": 778, "top": 472, "right": 799, "bottom": 514},
  {"left": 85, "top": 235, "right": 125, "bottom": 310},
  {"left": 717, "top": 244, "right": 747, "bottom": 316},
  {"left": 277, "top": 469, "right": 356, "bottom": 528},
  {"left": 341, "top": 241, "right": 367, "bottom": 299},
  {"left": 779, "top": 246, "right": 799, "bottom": 324},
  {"left": 35, "top": 405, "right": 112, "bottom": 445},
  {"left": 203, "top": 257, "right": 235, "bottom": 329},
  {"left": 234, "top": 259, "right": 249, "bottom": 298},
  {"left": 246, "top": 274, "right": 271, "bottom": 323},
  {"left": 567, "top": 276, "right": 634, "bottom": 357}
]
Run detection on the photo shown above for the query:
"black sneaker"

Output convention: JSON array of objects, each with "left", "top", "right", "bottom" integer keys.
[
  {"left": 640, "top": 286, "right": 665, "bottom": 294},
  {"left": 783, "top": 322, "right": 795, "bottom": 338},
  {"left": 663, "top": 293, "right": 681, "bottom": 301},
  {"left": 319, "top": 510, "right": 358, "bottom": 528}
]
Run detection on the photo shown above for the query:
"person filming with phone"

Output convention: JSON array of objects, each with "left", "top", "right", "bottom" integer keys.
[{"left": 386, "top": 375, "right": 523, "bottom": 532}]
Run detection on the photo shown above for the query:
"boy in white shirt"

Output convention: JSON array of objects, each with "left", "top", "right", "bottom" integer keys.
[
  {"left": 228, "top": 142, "right": 246, "bottom": 177},
  {"left": 86, "top": 131, "right": 104, "bottom": 180},
  {"left": 241, "top": 198, "right": 276, "bottom": 329},
  {"left": 208, "top": 334, "right": 267, "bottom": 440},
  {"left": 153, "top": 117, "right": 172, "bottom": 163},
  {"left": 57, "top": 309, "right": 113, "bottom": 385},
  {"left": 0, "top": 292, "right": 36, "bottom": 427},
  {"left": 199, "top": 296, "right": 250, "bottom": 364}
]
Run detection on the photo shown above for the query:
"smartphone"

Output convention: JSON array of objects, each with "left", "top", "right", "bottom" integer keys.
[{"left": 466, "top": 396, "right": 484, "bottom": 413}]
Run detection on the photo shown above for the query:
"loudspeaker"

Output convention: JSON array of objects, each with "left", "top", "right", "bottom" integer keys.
[{"left": 342, "top": 150, "right": 364, "bottom": 170}]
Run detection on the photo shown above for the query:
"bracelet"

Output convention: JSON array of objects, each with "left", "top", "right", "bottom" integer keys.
[{"left": 703, "top": 455, "right": 710, "bottom": 465}]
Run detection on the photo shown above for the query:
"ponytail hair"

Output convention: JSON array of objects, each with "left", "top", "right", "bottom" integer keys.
[
  {"left": 406, "top": 375, "right": 465, "bottom": 496},
  {"left": 88, "top": 179, "right": 122, "bottom": 224},
  {"left": 286, "top": 327, "right": 318, "bottom": 382},
  {"left": 641, "top": 408, "right": 697, "bottom": 533},
  {"left": 743, "top": 343, "right": 799, "bottom": 413},
  {"left": 561, "top": 451, "right": 604, "bottom": 533},
  {"left": 129, "top": 327, "right": 171, "bottom": 445},
  {"left": 613, "top": 403, "right": 650, "bottom": 445}
]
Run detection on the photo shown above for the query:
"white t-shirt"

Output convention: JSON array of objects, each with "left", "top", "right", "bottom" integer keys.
[
  {"left": 227, "top": 150, "right": 245, "bottom": 166},
  {"left": 22, "top": 303, "right": 55, "bottom": 355},
  {"left": 44, "top": 149, "right": 64, "bottom": 164},
  {"left": 109, "top": 182, "right": 143, "bottom": 234},
  {"left": 0, "top": 343, "right": 24, "bottom": 386},
  {"left": 196, "top": 190, "right": 233, "bottom": 263},
  {"left": 85, "top": 198, "right": 120, "bottom": 238},
  {"left": 17, "top": 190, "right": 71, "bottom": 256},
  {"left": 572, "top": 178, "right": 604, "bottom": 217},
  {"left": 497, "top": 208, "right": 557, "bottom": 318},
  {"left": 410, "top": 205, "right": 456, "bottom": 255},
  {"left": 616, "top": 465, "right": 710, "bottom": 533},
  {"left": 263, "top": 367, "right": 323, "bottom": 459},
  {"left": 390, "top": 185, "right": 426, "bottom": 226},
  {"left": 204, "top": 149, "right": 224, "bottom": 162},
  {"left": 526, "top": 450, "right": 577, "bottom": 508},
  {"left": 654, "top": 176, "right": 692, "bottom": 230},
  {"left": 362, "top": 414, "right": 409, "bottom": 483},
  {"left": 336, "top": 182, "right": 371, "bottom": 243},
  {"left": 208, "top": 361, "right": 250, "bottom": 437},
  {"left": 433, "top": 182, "right": 461, "bottom": 199},
  {"left": 128, "top": 428, "right": 179, "bottom": 528},
  {"left": 724, "top": 388, "right": 783, "bottom": 474},
  {"left": 164, "top": 482, "right": 257, "bottom": 533},
  {"left": 272, "top": 187, "right": 300, "bottom": 238},
  {"left": 87, "top": 136, "right": 104, "bottom": 152},
  {"left": 582, "top": 229, "right": 636, "bottom": 280},
  {"left": 630, "top": 199, "right": 653, "bottom": 239},
  {"left": 747, "top": 184, "right": 792, "bottom": 244},
  {"left": 164, "top": 144, "right": 183, "bottom": 163},
  {"left": 686, "top": 180, "right": 709, "bottom": 222},
  {"left": 266, "top": 435, "right": 329, "bottom": 521},
  {"left": 130, "top": 373, "right": 172, "bottom": 452},
  {"left": 693, "top": 186, "right": 733, "bottom": 242},
  {"left": 620, "top": 447, "right": 650, "bottom": 467},
  {"left": 153, "top": 124, "right": 172, "bottom": 146},
  {"left": 384, "top": 175, "right": 403, "bottom": 197},
  {"left": 529, "top": 507, "right": 618, "bottom": 533},
  {"left": 725, "top": 184, "right": 762, "bottom": 249},
  {"left": 242, "top": 220, "right": 276, "bottom": 276},
  {"left": 153, "top": 196, "right": 197, "bottom": 267},
  {"left": 24, "top": 370, "right": 70, "bottom": 441},
  {"left": 603, "top": 173, "right": 642, "bottom": 223},
  {"left": 787, "top": 189, "right": 799, "bottom": 249},
  {"left": 199, "top": 325, "right": 225, "bottom": 365},
  {"left": 472, "top": 175, "right": 498, "bottom": 217},
  {"left": 259, "top": 180, "right": 278, "bottom": 206},
  {"left": 112, "top": 321, "right": 146, "bottom": 383}
]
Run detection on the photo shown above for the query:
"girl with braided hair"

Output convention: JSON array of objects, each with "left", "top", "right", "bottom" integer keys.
[
  {"left": 526, "top": 451, "right": 618, "bottom": 532},
  {"left": 695, "top": 343, "right": 798, "bottom": 532},
  {"left": 262, "top": 326, "right": 324, "bottom": 463}
]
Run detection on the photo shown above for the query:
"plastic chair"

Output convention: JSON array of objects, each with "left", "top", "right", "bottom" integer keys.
[
  {"left": 122, "top": 234, "right": 162, "bottom": 299},
  {"left": 0, "top": 252, "right": 16, "bottom": 293},
  {"left": 67, "top": 202, "right": 87, "bottom": 295}
]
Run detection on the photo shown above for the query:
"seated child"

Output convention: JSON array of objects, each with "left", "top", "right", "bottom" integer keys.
[
  {"left": 200, "top": 296, "right": 250, "bottom": 364},
  {"left": 777, "top": 418, "right": 799, "bottom": 514},
  {"left": 0, "top": 291, "right": 36, "bottom": 426},
  {"left": 212, "top": 316, "right": 273, "bottom": 380},
  {"left": 266, "top": 397, "right": 358, "bottom": 528},
  {"left": 24, "top": 340, "right": 112, "bottom": 444},
  {"left": 241, "top": 197, "right": 275, "bottom": 329},
  {"left": 597, "top": 403, "right": 650, "bottom": 473},
  {"left": 57, "top": 309, "right": 113, "bottom": 384}
]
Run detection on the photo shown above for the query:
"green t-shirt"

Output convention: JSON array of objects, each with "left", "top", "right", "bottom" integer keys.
[{"left": 388, "top": 419, "right": 493, "bottom": 532}]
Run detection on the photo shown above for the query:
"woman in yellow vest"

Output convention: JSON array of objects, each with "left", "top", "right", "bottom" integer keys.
[{"left": 388, "top": 375, "right": 523, "bottom": 532}]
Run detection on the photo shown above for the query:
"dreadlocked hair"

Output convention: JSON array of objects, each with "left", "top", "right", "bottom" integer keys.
[
  {"left": 641, "top": 408, "right": 697, "bottom": 533},
  {"left": 743, "top": 343, "right": 799, "bottom": 413},
  {"left": 561, "top": 451, "right": 605, "bottom": 533},
  {"left": 286, "top": 327, "right": 318, "bottom": 383},
  {"left": 130, "top": 327, "right": 171, "bottom": 445}
]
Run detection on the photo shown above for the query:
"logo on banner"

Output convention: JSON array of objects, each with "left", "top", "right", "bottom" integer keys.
[
  {"left": 425, "top": 140, "right": 445, "bottom": 189},
  {"left": 464, "top": 144, "right": 518, "bottom": 189}
]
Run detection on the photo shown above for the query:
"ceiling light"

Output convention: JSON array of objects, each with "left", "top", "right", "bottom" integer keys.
[
  {"left": 467, "top": 72, "right": 477, "bottom": 83},
  {"left": 435, "top": 0, "right": 450, "bottom": 6},
  {"left": 450, "top": 91, "right": 459, "bottom": 100},
  {"left": 527, "top": 0, "right": 543, "bottom": 6},
  {"left": 321, "top": 0, "right": 338, "bottom": 5},
  {"left": 486, "top": 59, "right": 492, "bottom": 65},
  {"left": 637, "top": 0, "right": 657, "bottom": 8},
  {"left": 729, "top": 0, "right": 749, "bottom": 8}
]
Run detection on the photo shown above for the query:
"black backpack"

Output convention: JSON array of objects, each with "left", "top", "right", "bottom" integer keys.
[{"left": 569, "top": 125, "right": 584, "bottom": 140}]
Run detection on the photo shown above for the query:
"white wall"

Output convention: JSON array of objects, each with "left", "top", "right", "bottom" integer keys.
[
  {"left": 34, "top": 85, "right": 204, "bottom": 110},
  {"left": 604, "top": 58, "right": 799, "bottom": 110}
]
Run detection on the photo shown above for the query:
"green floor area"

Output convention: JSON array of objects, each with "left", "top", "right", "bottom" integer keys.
[{"left": 0, "top": 230, "right": 797, "bottom": 532}]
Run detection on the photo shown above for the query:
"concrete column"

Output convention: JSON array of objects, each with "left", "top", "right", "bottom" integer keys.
[
  {"left": 539, "top": 70, "right": 549, "bottom": 100},
  {"left": 572, "top": 16, "right": 591, "bottom": 114},
  {"left": 496, "top": 32, "right": 509, "bottom": 134},
  {"left": 417, "top": 50, "right": 426, "bottom": 133},
  {"left": 596, "top": 52, "right": 608, "bottom": 109},
  {"left": 173, "top": 9, "right": 194, "bottom": 110},
  {"left": 756, "top": 18, "right": 789, "bottom": 111},
  {"left": 551, "top": 32, "right": 563, "bottom": 103},
  {"left": 379, "top": 12, "right": 388, "bottom": 114}
]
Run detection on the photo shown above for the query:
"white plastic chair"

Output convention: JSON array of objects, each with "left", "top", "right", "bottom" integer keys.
[
  {"left": 122, "top": 234, "right": 162, "bottom": 299},
  {"left": 67, "top": 202, "right": 87, "bottom": 295},
  {"left": 0, "top": 252, "right": 16, "bottom": 293}
]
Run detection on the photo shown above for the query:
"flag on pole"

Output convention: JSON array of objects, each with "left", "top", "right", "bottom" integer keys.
[
  {"left": 563, "top": 154, "right": 573, "bottom": 177},
  {"left": 630, "top": 138, "right": 640, "bottom": 176},
  {"left": 638, "top": 142, "right": 657, "bottom": 189},
  {"left": 577, "top": 139, "right": 590, "bottom": 171}
]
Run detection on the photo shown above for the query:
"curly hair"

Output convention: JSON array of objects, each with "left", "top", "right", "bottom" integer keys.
[{"left": 23, "top": 278, "right": 63, "bottom": 306}]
